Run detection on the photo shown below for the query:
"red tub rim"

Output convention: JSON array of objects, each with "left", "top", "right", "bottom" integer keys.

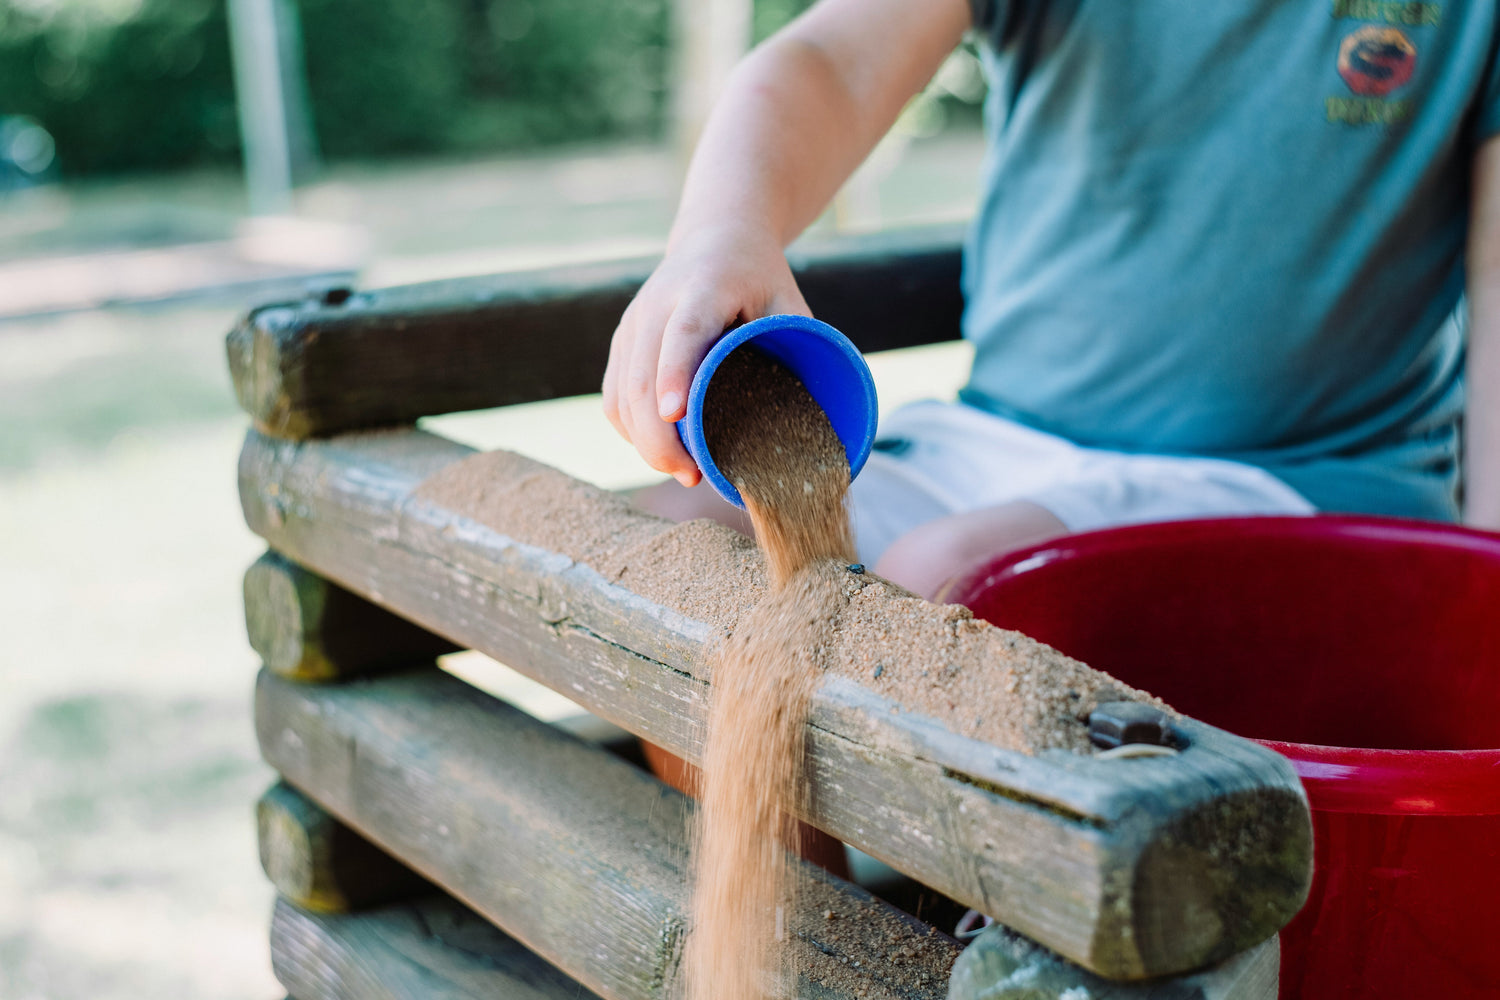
[{"left": 946, "top": 515, "right": 1500, "bottom": 817}]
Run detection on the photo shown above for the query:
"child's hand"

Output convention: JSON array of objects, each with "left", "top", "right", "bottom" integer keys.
[
  {"left": 602, "top": 225, "right": 810, "bottom": 487},
  {"left": 600, "top": 0, "right": 968, "bottom": 487}
]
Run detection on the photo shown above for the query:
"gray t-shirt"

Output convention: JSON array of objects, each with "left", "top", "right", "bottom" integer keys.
[{"left": 961, "top": 0, "right": 1500, "bottom": 520}]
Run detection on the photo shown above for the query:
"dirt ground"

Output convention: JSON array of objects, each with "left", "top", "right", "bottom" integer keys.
[{"left": 0, "top": 132, "right": 978, "bottom": 999}]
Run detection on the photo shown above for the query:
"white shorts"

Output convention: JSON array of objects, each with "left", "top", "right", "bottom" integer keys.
[{"left": 849, "top": 400, "right": 1315, "bottom": 565}]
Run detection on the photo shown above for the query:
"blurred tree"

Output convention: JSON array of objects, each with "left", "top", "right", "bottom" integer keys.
[
  {"left": 442, "top": 0, "right": 670, "bottom": 150},
  {"left": 295, "top": 0, "right": 466, "bottom": 157},
  {"left": 0, "top": 0, "right": 928, "bottom": 178},
  {"left": 752, "top": 0, "right": 814, "bottom": 43},
  {"left": 0, "top": 0, "right": 240, "bottom": 175}
]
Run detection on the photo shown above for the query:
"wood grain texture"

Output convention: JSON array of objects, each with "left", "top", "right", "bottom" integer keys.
[
  {"left": 257, "top": 667, "right": 962, "bottom": 1000},
  {"left": 257, "top": 780, "right": 431, "bottom": 912},
  {"left": 258, "top": 668, "right": 1278, "bottom": 1000},
  {"left": 269, "top": 890, "right": 1277, "bottom": 1000},
  {"left": 237, "top": 428, "right": 1313, "bottom": 979},
  {"left": 946, "top": 924, "right": 1277, "bottom": 1000},
  {"left": 245, "top": 550, "right": 460, "bottom": 682},
  {"left": 271, "top": 895, "right": 601, "bottom": 1000},
  {"left": 226, "top": 226, "right": 964, "bottom": 438}
]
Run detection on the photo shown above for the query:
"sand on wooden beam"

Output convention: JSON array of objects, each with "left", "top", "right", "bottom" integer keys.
[
  {"left": 245, "top": 550, "right": 461, "bottom": 682},
  {"left": 237, "top": 427, "right": 1312, "bottom": 980},
  {"left": 271, "top": 894, "right": 601, "bottom": 1000},
  {"left": 257, "top": 667, "right": 1278, "bottom": 1000},
  {"left": 257, "top": 780, "right": 432, "bottom": 913},
  {"left": 225, "top": 225, "right": 963, "bottom": 439}
]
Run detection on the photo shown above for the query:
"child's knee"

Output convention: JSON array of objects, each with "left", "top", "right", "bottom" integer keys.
[
  {"left": 873, "top": 518, "right": 981, "bottom": 600},
  {"left": 873, "top": 502, "right": 1066, "bottom": 601},
  {"left": 632, "top": 479, "right": 753, "bottom": 533}
]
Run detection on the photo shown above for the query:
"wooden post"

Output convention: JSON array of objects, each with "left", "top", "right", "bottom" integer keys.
[
  {"left": 272, "top": 895, "right": 602, "bottom": 1000},
  {"left": 225, "top": 226, "right": 964, "bottom": 439},
  {"left": 257, "top": 667, "right": 960, "bottom": 1000},
  {"left": 258, "top": 780, "right": 430, "bottom": 912},
  {"left": 237, "top": 427, "right": 1312, "bottom": 979},
  {"left": 948, "top": 925, "right": 1278, "bottom": 1000},
  {"left": 244, "top": 550, "right": 459, "bottom": 682},
  {"left": 258, "top": 667, "right": 1277, "bottom": 1000},
  {"left": 271, "top": 892, "right": 1276, "bottom": 1000}
]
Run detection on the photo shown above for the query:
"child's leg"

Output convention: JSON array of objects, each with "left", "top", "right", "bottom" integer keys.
[
  {"left": 631, "top": 478, "right": 753, "bottom": 534},
  {"left": 851, "top": 400, "right": 1318, "bottom": 602},
  {"left": 874, "top": 500, "right": 1067, "bottom": 601}
]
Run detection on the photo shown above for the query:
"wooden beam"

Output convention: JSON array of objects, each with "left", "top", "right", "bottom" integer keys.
[
  {"left": 271, "top": 892, "right": 1276, "bottom": 1000},
  {"left": 226, "top": 226, "right": 964, "bottom": 438},
  {"left": 238, "top": 428, "right": 1312, "bottom": 979},
  {"left": 257, "top": 667, "right": 961, "bottom": 1000},
  {"left": 271, "top": 895, "right": 601, "bottom": 1000},
  {"left": 948, "top": 925, "right": 1278, "bottom": 1000},
  {"left": 245, "top": 550, "right": 459, "bottom": 682},
  {"left": 258, "top": 780, "right": 431, "bottom": 912},
  {"left": 257, "top": 667, "right": 1277, "bottom": 1000}
]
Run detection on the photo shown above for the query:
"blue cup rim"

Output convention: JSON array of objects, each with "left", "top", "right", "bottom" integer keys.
[{"left": 678, "top": 314, "right": 878, "bottom": 509}]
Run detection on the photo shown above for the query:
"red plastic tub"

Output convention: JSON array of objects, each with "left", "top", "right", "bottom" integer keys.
[{"left": 945, "top": 516, "right": 1500, "bottom": 999}]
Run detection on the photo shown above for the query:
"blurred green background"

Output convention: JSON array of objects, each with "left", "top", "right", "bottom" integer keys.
[
  {"left": 0, "top": 0, "right": 840, "bottom": 177},
  {"left": 0, "top": 1, "right": 987, "bottom": 995}
]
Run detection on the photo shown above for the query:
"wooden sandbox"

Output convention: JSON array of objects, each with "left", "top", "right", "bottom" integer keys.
[{"left": 231, "top": 227, "right": 1310, "bottom": 1000}]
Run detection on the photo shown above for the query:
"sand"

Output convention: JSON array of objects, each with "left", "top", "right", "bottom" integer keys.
[
  {"left": 684, "top": 347, "right": 858, "bottom": 1000},
  {"left": 413, "top": 350, "right": 1169, "bottom": 998},
  {"left": 701, "top": 347, "right": 856, "bottom": 589},
  {"left": 793, "top": 871, "right": 958, "bottom": 998},
  {"left": 415, "top": 447, "right": 1153, "bottom": 756}
]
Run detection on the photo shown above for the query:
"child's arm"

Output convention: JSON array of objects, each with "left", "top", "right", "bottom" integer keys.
[
  {"left": 603, "top": 0, "right": 974, "bottom": 486},
  {"left": 1466, "top": 136, "right": 1500, "bottom": 528}
]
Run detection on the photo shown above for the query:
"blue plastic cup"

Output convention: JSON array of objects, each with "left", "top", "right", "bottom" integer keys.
[{"left": 677, "top": 314, "right": 878, "bottom": 510}]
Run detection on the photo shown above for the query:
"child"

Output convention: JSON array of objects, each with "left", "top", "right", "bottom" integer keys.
[{"left": 603, "top": 0, "right": 1500, "bottom": 599}]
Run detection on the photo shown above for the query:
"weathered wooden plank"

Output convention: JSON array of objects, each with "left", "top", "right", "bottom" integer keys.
[
  {"left": 946, "top": 925, "right": 1278, "bottom": 1000},
  {"left": 245, "top": 550, "right": 460, "bottom": 682},
  {"left": 270, "top": 892, "right": 1278, "bottom": 1000},
  {"left": 257, "top": 667, "right": 1278, "bottom": 1000},
  {"left": 226, "top": 226, "right": 964, "bottom": 438},
  {"left": 238, "top": 428, "right": 1312, "bottom": 980},
  {"left": 257, "top": 667, "right": 961, "bottom": 1000},
  {"left": 258, "top": 780, "right": 431, "bottom": 912},
  {"left": 271, "top": 895, "right": 602, "bottom": 1000}
]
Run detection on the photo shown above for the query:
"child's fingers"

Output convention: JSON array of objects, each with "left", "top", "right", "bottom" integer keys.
[
  {"left": 612, "top": 322, "right": 646, "bottom": 446},
  {"left": 601, "top": 317, "right": 632, "bottom": 441},
  {"left": 630, "top": 393, "right": 699, "bottom": 485},
  {"left": 656, "top": 288, "right": 736, "bottom": 421},
  {"left": 627, "top": 304, "right": 701, "bottom": 485},
  {"left": 768, "top": 282, "right": 812, "bottom": 319},
  {"left": 610, "top": 292, "right": 673, "bottom": 447}
]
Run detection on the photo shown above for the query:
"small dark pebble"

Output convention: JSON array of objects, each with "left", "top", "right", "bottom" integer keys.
[
  {"left": 847, "top": 563, "right": 865, "bottom": 574},
  {"left": 873, "top": 664, "right": 884, "bottom": 679}
]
